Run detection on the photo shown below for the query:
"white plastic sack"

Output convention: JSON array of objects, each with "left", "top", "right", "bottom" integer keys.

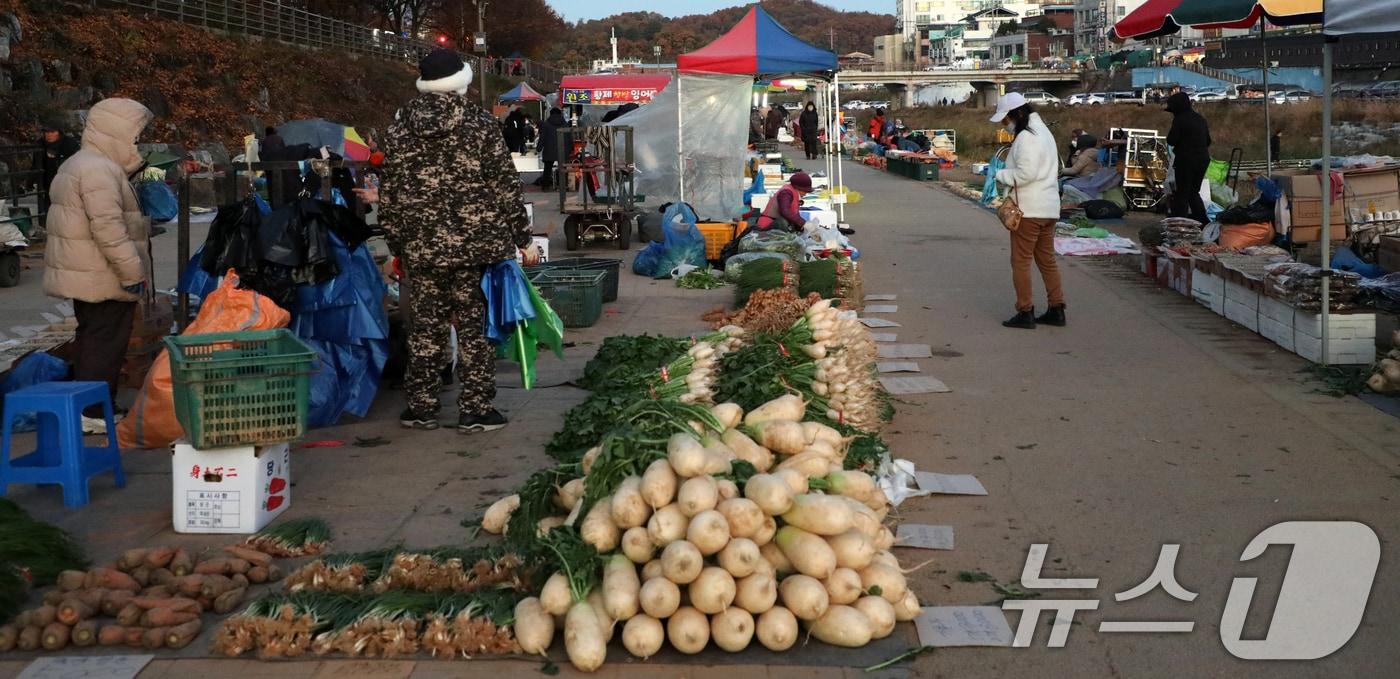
[{"left": 875, "top": 457, "right": 931, "bottom": 507}]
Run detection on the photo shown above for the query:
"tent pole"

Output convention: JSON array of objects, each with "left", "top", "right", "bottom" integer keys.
[
  {"left": 1261, "top": 17, "right": 1272, "bottom": 174},
  {"left": 834, "top": 71, "right": 845, "bottom": 223},
  {"left": 1320, "top": 38, "right": 1334, "bottom": 366},
  {"left": 678, "top": 75, "right": 686, "bottom": 205}
]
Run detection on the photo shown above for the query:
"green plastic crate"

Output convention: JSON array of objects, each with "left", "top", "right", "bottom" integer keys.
[
  {"left": 531, "top": 270, "right": 606, "bottom": 328},
  {"left": 164, "top": 329, "right": 317, "bottom": 449},
  {"left": 534, "top": 257, "right": 621, "bottom": 302}
]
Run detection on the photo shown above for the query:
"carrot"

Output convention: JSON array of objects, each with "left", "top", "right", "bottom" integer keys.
[
  {"left": 174, "top": 575, "right": 206, "bottom": 597},
  {"left": 85, "top": 568, "right": 140, "bottom": 592},
  {"left": 124, "top": 627, "right": 145, "bottom": 648},
  {"left": 246, "top": 566, "right": 269, "bottom": 584},
  {"left": 165, "top": 619, "right": 202, "bottom": 650},
  {"left": 266, "top": 564, "right": 284, "bottom": 582},
  {"left": 58, "top": 598, "right": 97, "bottom": 625},
  {"left": 194, "top": 558, "right": 231, "bottom": 576},
  {"left": 132, "top": 596, "right": 202, "bottom": 613},
  {"left": 97, "top": 624, "right": 127, "bottom": 646},
  {"left": 142, "top": 627, "right": 168, "bottom": 649},
  {"left": 102, "top": 590, "right": 135, "bottom": 617},
  {"left": 231, "top": 573, "right": 250, "bottom": 589},
  {"left": 169, "top": 549, "right": 193, "bottom": 577},
  {"left": 197, "top": 596, "right": 213, "bottom": 612},
  {"left": 130, "top": 566, "right": 153, "bottom": 587},
  {"left": 0, "top": 624, "right": 17, "bottom": 652},
  {"left": 200, "top": 575, "right": 236, "bottom": 600},
  {"left": 223, "top": 545, "right": 274, "bottom": 568},
  {"left": 142, "top": 584, "right": 174, "bottom": 599},
  {"left": 141, "top": 608, "right": 198, "bottom": 628},
  {"left": 150, "top": 568, "right": 175, "bottom": 586},
  {"left": 57, "top": 570, "right": 87, "bottom": 591},
  {"left": 32, "top": 605, "right": 58, "bottom": 627},
  {"left": 72, "top": 620, "right": 99, "bottom": 647},
  {"left": 41, "top": 622, "right": 71, "bottom": 650},
  {"left": 117, "top": 604, "right": 143, "bottom": 627},
  {"left": 119, "top": 548, "right": 150, "bottom": 571},
  {"left": 144, "top": 547, "right": 178, "bottom": 569},
  {"left": 17, "top": 626, "right": 41, "bottom": 651},
  {"left": 214, "top": 587, "right": 246, "bottom": 615}
]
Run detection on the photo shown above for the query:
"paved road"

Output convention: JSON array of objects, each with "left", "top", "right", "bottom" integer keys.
[{"left": 3, "top": 158, "right": 1399, "bottom": 678}]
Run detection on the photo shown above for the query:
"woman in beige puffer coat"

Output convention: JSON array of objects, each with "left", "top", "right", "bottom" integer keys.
[{"left": 43, "top": 98, "right": 155, "bottom": 431}]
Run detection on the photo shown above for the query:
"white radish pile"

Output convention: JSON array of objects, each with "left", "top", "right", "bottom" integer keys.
[
  {"left": 801, "top": 299, "right": 883, "bottom": 431},
  {"left": 489, "top": 394, "right": 922, "bottom": 672}
]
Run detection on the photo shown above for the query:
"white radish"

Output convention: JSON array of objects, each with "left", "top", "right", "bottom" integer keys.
[
  {"left": 775, "top": 451, "right": 830, "bottom": 478},
  {"left": 603, "top": 554, "right": 640, "bottom": 621},
  {"left": 710, "top": 607, "right": 755, "bottom": 652},
  {"left": 536, "top": 516, "right": 566, "bottom": 537},
  {"left": 621, "top": 527, "right": 654, "bottom": 564},
  {"left": 686, "top": 510, "right": 732, "bottom": 556},
  {"left": 826, "top": 530, "right": 876, "bottom": 570},
  {"left": 848, "top": 503, "right": 883, "bottom": 539},
  {"left": 782, "top": 494, "right": 854, "bottom": 536},
  {"left": 667, "top": 433, "right": 710, "bottom": 478},
  {"left": 872, "top": 526, "right": 895, "bottom": 551},
  {"left": 481, "top": 494, "right": 519, "bottom": 534},
  {"left": 564, "top": 599, "right": 608, "bottom": 672},
  {"left": 580, "top": 500, "right": 621, "bottom": 552},
  {"left": 748, "top": 420, "right": 807, "bottom": 455},
  {"left": 666, "top": 606, "right": 710, "bottom": 654},
  {"left": 858, "top": 563, "right": 908, "bottom": 604},
  {"left": 660, "top": 540, "right": 704, "bottom": 585},
  {"left": 514, "top": 597, "right": 555, "bottom": 655},
  {"left": 743, "top": 474, "right": 794, "bottom": 516},
  {"left": 610, "top": 477, "right": 651, "bottom": 529},
  {"left": 825, "top": 567, "right": 864, "bottom": 605},
  {"left": 854, "top": 595, "right": 897, "bottom": 639},
  {"left": 773, "top": 468, "right": 809, "bottom": 495},
  {"left": 688, "top": 566, "right": 737, "bottom": 615},
  {"left": 717, "top": 498, "right": 764, "bottom": 538},
  {"left": 717, "top": 538, "right": 762, "bottom": 578},
  {"left": 677, "top": 476, "right": 719, "bottom": 517},
  {"left": 585, "top": 590, "right": 616, "bottom": 640},
  {"left": 641, "top": 559, "right": 664, "bottom": 582},
  {"left": 871, "top": 551, "right": 900, "bottom": 570},
  {"left": 894, "top": 590, "right": 921, "bottom": 621},
  {"left": 647, "top": 504, "right": 688, "bottom": 546},
  {"left": 779, "top": 574, "right": 830, "bottom": 621},
  {"left": 622, "top": 615, "right": 664, "bottom": 659},
  {"left": 722, "top": 429, "right": 773, "bottom": 471},
  {"left": 822, "top": 471, "right": 876, "bottom": 502},
  {"left": 555, "top": 478, "right": 585, "bottom": 510},
  {"left": 759, "top": 542, "right": 794, "bottom": 576},
  {"left": 774, "top": 526, "right": 837, "bottom": 579},
  {"left": 809, "top": 605, "right": 873, "bottom": 648},
  {"left": 640, "top": 459, "right": 678, "bottom": 509},
  {"left": 710, "top": 402, "right": 744, "bottom": 430},
  {"left": 752, "top": 515, "right": 778, "bottom": 546},
  {"left": 801, "top": 421, "right": 844, "bottom": 448},
  {"left": 756, "top": 606, "right": 799, "bottom": 651},
  {"left": 640, "top": 577, "right": 681, "bottom": 619},
  {"left": 743, "top": 394, "right": 807, "bottom": 426},
  {"left": 581, "top": 446, "right": 601, "bottom": 474},
  {"left": 734, "top": 572, "right": 778, "bottom": 614},
  {"left": 540, "top": 572, "right": 572, "bottom": 616}
]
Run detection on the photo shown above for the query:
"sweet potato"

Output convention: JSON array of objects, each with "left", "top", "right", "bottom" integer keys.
[
  {"left": 119, "top": 548, "right": 150, "bottom": 571},
  {"left": 0, "top": 624, "right": 17, "bottom": 652},
  {"left": 246, "top": 566, "right": 269, "bottom": 584},
  {"left": 197, "top": 596, "right": 213, "bottom": 612},
  {"left": 72, "top": 620, "right": 99, "bottom": 647},
  {"left": 32, "top": 605, "right": 58, "bottom": 627},
  {"left": 124, "top": 627, "right": 145, "bottom": 648},
  {"left": 265, "top": 564, "right": 284, "bottom": 582},
  {"left": 142, "top": 627, "right": 167, "bottom": 649},
  {"left": 231, "top": 573, "right": 250, "bottom": 589},
  {"left": 144, "top": 547, "right": 178, "bottom": 569},
  {"left": 227, "top": 558, "right": 251, "bottom": 575},
  {"left": 193, "top": 559, "right": 231, "bottom": 576},
  {"left": 57, "top": 570, "right": 87, "bottom": 592},
  {"left": 85, "top": 568, "right": 140, "bottom": 592},
  {"left": 43, "top": 590, "right": 66, "bottom": 606},
  {"left": 213, "top": 587, "right": 246, "bottom": 615},
  {"left": 169, "top": 549, "right": 193, "bottom": 577},
  {"left": 174, "top": 575, "right": 206, "bottom": 597},
  {"left": 17, "top": 626, "right": 41, "bottom": 651},
  {"left": 201, "top": 575, "right": 236, "bottom": 600},
  {"left": 150, "top": 568, "right": 175, "bottom": 586},
  {"left": 57, "top": 598, "right": 97, "bottom": 625},
  {"left": 165, "top": 619, "right": 203, "bottom": 650},
  {"left": 102, "top": 590, "right": 135, "bottom": 616},
  {"left": 141, "top": 585, "right": 174, "bottom": 599},
  {"left": 117, "top": 604, "right": 143, "bottom": 627},
  {"left": 141, "top": 608, "right": 198, "bottom": 628},
  {"left": 223, "top": 545, "right": 274, "bottom": 568},
  {"left": 41, "top": 622, "right": 71, "bottom": 650},
  {"left": 97, "top": 624, "right": 127, "bottom": 646},
  {"left": 130, "top": 566, "right": 153, "bottom": 587},
  {"left": 132, "top": 596, "right": 201, "bottom": 613}
]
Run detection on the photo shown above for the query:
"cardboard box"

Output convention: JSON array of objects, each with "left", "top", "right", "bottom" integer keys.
[
  {"left": 1344, "top": 166, "right": 1400, "bottom": 218},
  {"left": 1285, "top": 173, "right": 1347, "bottom": 233},
  {"left": 172, "top": 442, "right": 291, "bottom": 534}
]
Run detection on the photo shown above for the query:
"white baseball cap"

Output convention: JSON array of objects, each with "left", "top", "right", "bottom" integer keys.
[{"left": 989, "top": 92, "right": 1027, "bottom": 123}]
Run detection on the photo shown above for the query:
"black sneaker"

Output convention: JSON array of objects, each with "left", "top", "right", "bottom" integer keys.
[
  {"left": 1002, "top": 309, "right": 1037, "bottom": 330},
  {"left": 459, "top": 409, "right": 508, "bottom": 434},
  {"left": 1036, "top": 305, "right": 1067, "bottom": 327},
  {"left": 400, "top": 408, "right": 439, "bottom": 430}
]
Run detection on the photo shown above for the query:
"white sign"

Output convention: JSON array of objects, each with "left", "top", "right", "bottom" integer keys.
[
  {"left": 914, "top": 472, "right": 988, "bottom": 495},
  {"left": 860, "top": 317, "right": 901, "bottom": 328},
  {"left": 897, "top": 523, "right": 955, "bottom": 550},
  {"left": 870, "top": 333, "right": 898, "bottom": 343},
  {"left": 865, "top": 294, "right": 898, "bottom": 301},
  {"left": 915, "top": 607, "right": 1015, "bottom": 647},
  {"left": 877, "top": 344, "right": 932, "bottom": 359},
  {"left": 864, "top": 304, "right": 899, "bottom": 314}
]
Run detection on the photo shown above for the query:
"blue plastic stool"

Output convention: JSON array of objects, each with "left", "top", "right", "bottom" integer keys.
[{"left": 0, "top": 381, "right": 126, "bottom": 507}]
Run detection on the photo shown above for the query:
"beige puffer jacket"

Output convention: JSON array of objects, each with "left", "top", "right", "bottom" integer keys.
[{"left": 43, "top": 98, "right": 154, "bottom": 303}]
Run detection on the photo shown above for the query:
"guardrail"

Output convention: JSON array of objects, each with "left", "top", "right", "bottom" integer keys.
[
  {"left": 83, "top": 0, "right": 564, "bottom": 87},
  {"left": 0, "top": 145, "right": 46, "bottom": 233}
]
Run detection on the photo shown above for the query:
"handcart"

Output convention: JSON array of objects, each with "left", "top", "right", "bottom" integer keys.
[
  {"left": 557, "top": 125, "right": 637, "bottom": 252},
  {"left": 1107, "top": 127, "right": 1169, "bottom": 211}
]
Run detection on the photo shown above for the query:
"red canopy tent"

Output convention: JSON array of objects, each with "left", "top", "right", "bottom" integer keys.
[
  {"left": 677, "top": 6, "right": 838, "bottom": 75},
  {"left": 558, "top": 74, "right": 671, "bottom": 106}
]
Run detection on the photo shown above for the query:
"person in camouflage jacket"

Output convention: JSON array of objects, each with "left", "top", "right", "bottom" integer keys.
[{"left": 374, "top": 49, "right": 538, "bottom": 433}]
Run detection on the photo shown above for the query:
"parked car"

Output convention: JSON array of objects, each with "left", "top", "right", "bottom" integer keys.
[
  {"left": 1110, "top": 91, "right": 1141, "bottom": 104},
  {"left": 1021, "top": 90, "right": 1062, "bottom": 107},
  {"left": 1192, "top": 87, "right": 1230, "bottom": 102},
  {"left": 1333, "top": 82, "right": 1373, "bottom": 99},
  {"left": 1065, "top": 93, "right": 1090, "bottom": 106},
  {"left": 842, "top": 100, "right": 868, "bottom": 110},
  {"left": 1084, "top": 92, "right": 1110, "bottom": 105},
  {"left": 1272, "top": 89, "right": 1315, "bottom": 104},
  {"left": 1364, "top": 81, "right": 1400, "bottom": 99}
]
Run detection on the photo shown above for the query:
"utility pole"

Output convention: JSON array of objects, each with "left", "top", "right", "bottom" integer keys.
[{"left": 476, "top": 0, "right": 489, "bottom": 106}]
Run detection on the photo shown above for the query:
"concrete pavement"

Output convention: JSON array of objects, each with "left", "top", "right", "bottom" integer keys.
[{"left": 3, "top": 158, "right": 1400, "bottom": 678}]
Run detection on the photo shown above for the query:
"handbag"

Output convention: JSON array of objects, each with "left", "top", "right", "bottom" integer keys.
[{"left": 997, "top": 184, "right": 1023, "bottom": 232}]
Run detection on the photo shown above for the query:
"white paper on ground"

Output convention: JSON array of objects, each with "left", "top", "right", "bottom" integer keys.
[
  {"left": 877, "top": 344, "right": 933, "bottom": 359},
  {"left": 915, "top": 607, "right": 1015, "bottom": 647},
  {"left": 871, "top": 333, "right": 898, "bottom": 342},
  {"left": 19, "top": 656, "right": 154, "bottom": 679},
  {"left": 876, "top": 457, "right": 932, "bottom": 506},
  {"left": 897, "top": 523, "right": 955, "bottom": 550},
  {"left": 864, "top": 304, "right": 899, "bottom": 314},
  {"left": 865, "top": 294, "right": 898, "bottom": 301},
  {"left": 877, "top": 361, "right": 921, "bottom": 373},
  {"left": 880, "top": 375, "right": 951, "bottom": 394},
  {"left": 914, "top": 472, "right": 988, "bottom": 495},
  {"left": 860, "top": 317, "right": 901, "bottom": 328}
]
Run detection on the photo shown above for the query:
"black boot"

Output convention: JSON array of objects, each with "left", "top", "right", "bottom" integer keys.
[
  {"left": 1035, "top": 305, "right": 1067, "bottom": 327},
  {"left": 1002, "top": 309, "right": 1036, "bottom": 330}
]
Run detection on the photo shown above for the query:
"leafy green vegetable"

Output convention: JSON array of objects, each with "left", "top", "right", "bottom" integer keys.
[
  {"left": 546, "top": 392, "right": 635, "bottom": 461},
  {"left": 0, "top": 498, "right": 88, "bottom": 586},
  {"left": 1, "top": 560, "right": 26, "bottom": 625},
  {"left": 576, "top": 335, "right": 689, "bottom": 393},
  {"left": 675, "top": 269, "right": 727, "bottom": 289}
]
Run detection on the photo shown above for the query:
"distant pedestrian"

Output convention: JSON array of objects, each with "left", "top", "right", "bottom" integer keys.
[
  {"left": 1270, "top": 128, "right": 1282, "bottom": 168},
  {"left": 764, "top": 106, "right": 786, "bottom": 140},
  {"left": 868, "top": 108, "right": 886, "bottom": 141},
  {"left": 503, "top": 107, "right": 527, "bottom": 154},
  {"left": 260, "top": 125, "right": 286, "bottom": 158},
  {"left": 35, "top": 124, "right": 79, "bottom": 215},
  {"left": 799, "top": 102, "right": 821, "bottom": 160},
  {"left": 1165, "top": 91, "right": 1211, "bottom": 226},
  {"left": 990, "top": 92, "right": 1065, "bottom": 330},
  {"left": 538, "top": 107, "right": 566, "bottom": 189}
]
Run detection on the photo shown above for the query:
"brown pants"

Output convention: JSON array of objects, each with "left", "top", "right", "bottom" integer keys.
[
  {"left": 73, "top": 299, "right": 137, "bottom": 417},
  {"left": 1010, "top": 218, "right": 1065, "bottom": 313}
]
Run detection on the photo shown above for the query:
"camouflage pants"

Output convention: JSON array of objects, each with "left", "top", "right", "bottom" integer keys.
[{"left": 404, "top": 265, "right": 496, "bottom": 416}]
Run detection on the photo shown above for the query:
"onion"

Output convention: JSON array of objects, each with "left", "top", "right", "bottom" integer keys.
[
  {"left": 660, "top": 540, "right": 704, "bottom": 585},
  {"left": 621, "top": 527, "right": 654, "bottom": 564},
  {"left": 854, "top": 595, "right": 897, "bottom": 639},
  {"left": 677, "top": 476, "right": 720, "bottom": 517},
  {"left": 640, "top": 577, "right": 681, "bottom": 619},
  {"left": 686, "top": 510, "right": 732, "bottom": 556},
  {"left": 755, "top": 606, "right": 799, "bottom": 651},
  {"left": 809, "top": 605, "right": 873, "bottom": 648},
  {"left": 688, "top": 566, "right": 737, "bottom": 615},
  {"left": 666, "top": 606, "right": 710, "bottom": 654},
  {"left": 778, "top": 574, "right": 830, "bottom": 621},
  {"left": 622, "top": 614, "right": 664, "bottom": 659},
  {"left": 710, "top": 607, "right": 755, "bottom": 652},
  {"left": 734, "top": 572, "right": 778, "bottom": 614},
  {"left": 640, "top": 459, "right": 678, "bottom": 509}
]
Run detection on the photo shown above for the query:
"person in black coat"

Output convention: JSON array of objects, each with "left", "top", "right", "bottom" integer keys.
[
  {"left": 35, "top": 125, "right": 79, "bottom": 215},
  {"left": 261, "top": 126, "right": 287, "bottom": 157},
  {"left": 1165, "top": 92, "right": 1212, "bottom": 226},
  {"left": 798, "top": 102, "right": 821, "bottom": 160},
  {"left": 537, "top": 107, "right": 567, "bottom": 190},
  {"left": 503, "top": 108, "right": 527, "bottom": 154}
]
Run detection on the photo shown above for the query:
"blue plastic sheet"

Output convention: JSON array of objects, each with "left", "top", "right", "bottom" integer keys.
[
  {"left": 137, "top": 181, "right": 178, "bottom": 223},
  {"left": 1333, "top": 246, "right": 1386, "bottom": 279},
  {"left": 483, "top": 260, "right": 565, "bottom": 389},
  {"left": 0, "top": 352, "right": 70, "bottom": 432},
  {"left": 743, "top": 173, "right": 766, "bottom": 207}
]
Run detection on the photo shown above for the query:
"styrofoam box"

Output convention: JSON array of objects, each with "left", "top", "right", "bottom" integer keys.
[
  {"left": 810, "top": 175, "right": 830, "bottom": 189},
  {"left": 1259, "top": 296, "right": 1296, "bottom": 326},
  {"left": 1191, "top": 271, "right": 1225, "bottom": 315},
  {"left": 1294, "top": 310, "right": 1375, "bottom": 342},
  {"left": 516, "top": 236, "right": 550, "bottom": 265},
  {"left": 757, "top": 164, "right": 783, "bottom": 177},
  {"left": 1260, "top": 316, "right": 1295, "bottom": 352},
  {"left": 1224, "top": 298, "right": 1260, "bottom": 333},
  {"left": 751, "top": 194, "right": 770, "bottom": 211},
  {"left": 1294, "top": 334, "right": 1375, "bottom": 365},
  {"left": 1224, "top": 281, "right": 1260, "bottom": 311},
  {"left": 172, "top": 442, "right": 290, "bottom": 534}
]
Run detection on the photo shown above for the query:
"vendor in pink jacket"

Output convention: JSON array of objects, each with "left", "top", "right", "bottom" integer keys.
[
  {"left": 43, "top": 98, "right": 154, "bottom": 434},
  {"left": 756, "top": 172, "right": 813, "bottom": 232}
]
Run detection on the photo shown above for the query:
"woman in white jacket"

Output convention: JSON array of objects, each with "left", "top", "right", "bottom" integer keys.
[{"left": 992, "top": 93, "right": 1066, "bottom": 329}]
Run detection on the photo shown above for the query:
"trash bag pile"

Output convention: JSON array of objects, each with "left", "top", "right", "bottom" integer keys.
[{"left": 633, "top": 202, "right": 707, "bottom": 278}]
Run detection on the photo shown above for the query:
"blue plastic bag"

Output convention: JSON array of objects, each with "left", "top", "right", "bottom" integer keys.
[
  {"left": 1333, "top": 246, "right": 1386, "bottom": 279},
  {"left": 0, "top": 351, "right": 71, "bottom": 433},
  {"left": 981, "top": 155, "right": 1006, "bottom": 206},
  {"left": 137, "top": 181, "right": 178, "bottom": 223},
  {"left": 633, "top": 204, "right": 707, "bottom": 278}
]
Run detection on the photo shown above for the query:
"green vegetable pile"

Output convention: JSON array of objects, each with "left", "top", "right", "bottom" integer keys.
[{"left": 674, "top": 269, "right": 727, "bottom": 290}]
